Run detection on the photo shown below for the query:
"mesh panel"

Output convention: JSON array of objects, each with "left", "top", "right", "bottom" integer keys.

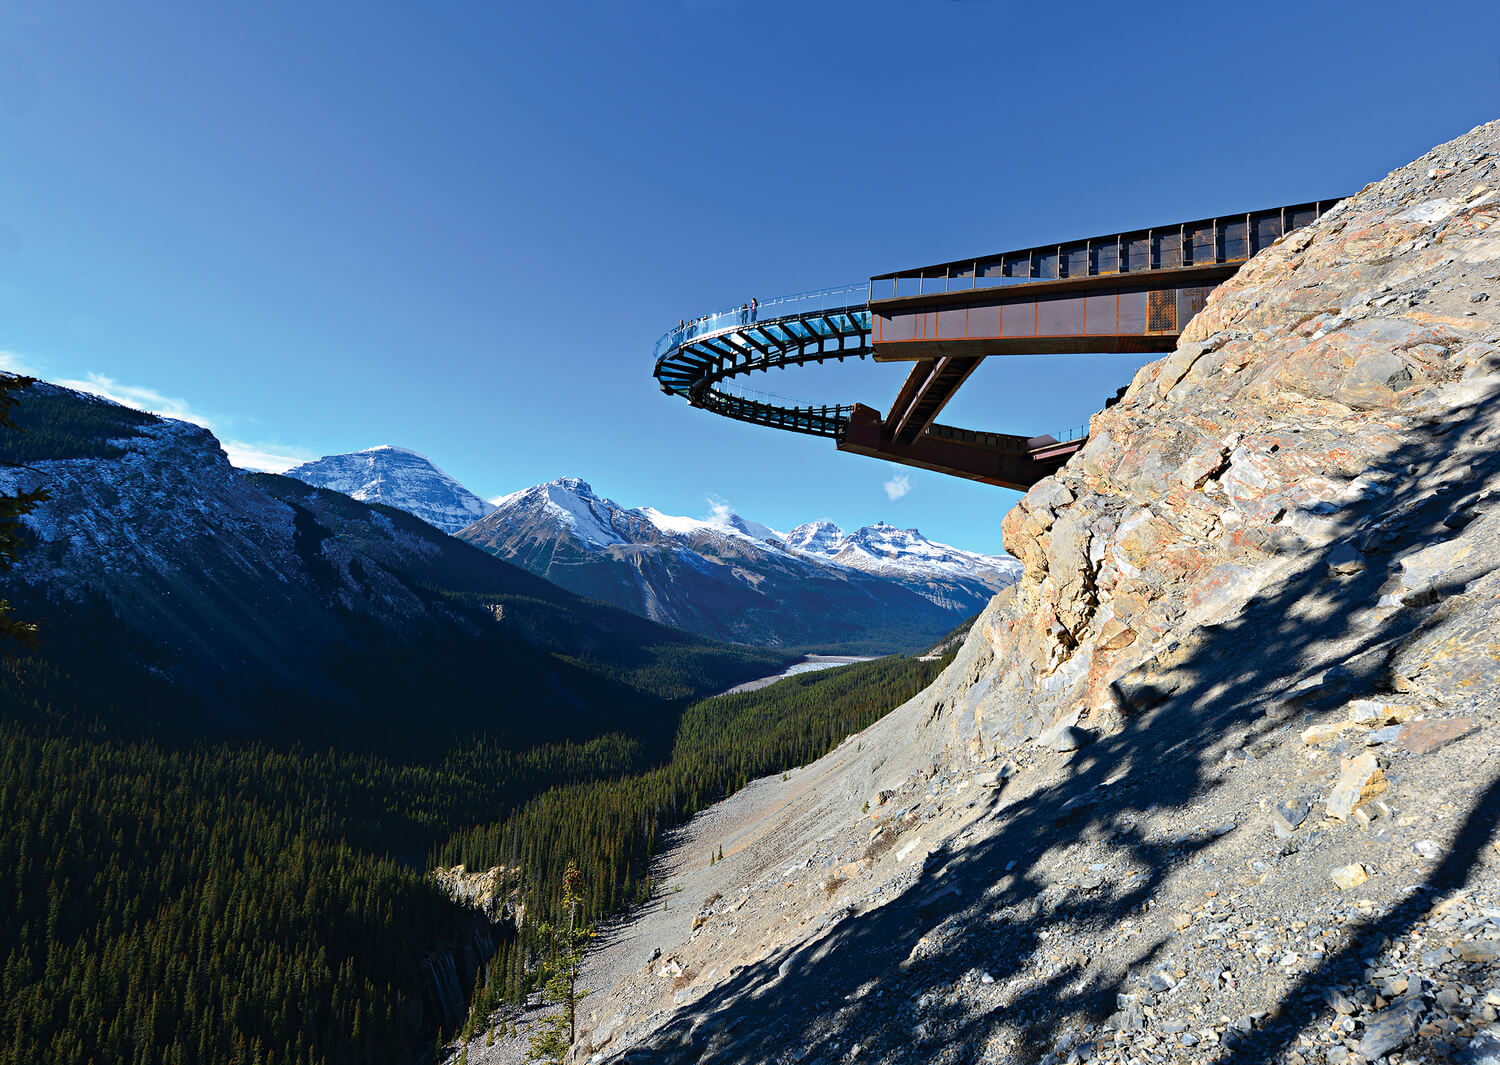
[{"left": 1147, "top": 290, "right": 1178, "bottom": 333}]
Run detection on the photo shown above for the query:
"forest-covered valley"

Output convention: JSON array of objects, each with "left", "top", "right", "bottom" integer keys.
[
  {"left": 0, "top": 374, "right": 965, "bottom": 1064},
  {"left": 0, "top": 633, "right": 956, "bottom": 1064}
]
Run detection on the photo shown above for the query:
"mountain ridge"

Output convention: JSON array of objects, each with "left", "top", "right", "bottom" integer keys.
[
  {"left": 0, "top": 386, "right": 787, "bottom": 755},
  {"left": 459, "top": 476, "right": 1019, "bottom": 652},
  {"left": 278, "top": 446, "right": 1020, "bottom": 651}
]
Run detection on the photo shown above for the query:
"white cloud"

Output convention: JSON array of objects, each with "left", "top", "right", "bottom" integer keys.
[
  {"left": 14, "top": 367, "right": 312, "bottom": 473},
  {"left": 883, "top": 470, "right": 912, "bottom": 501},
  {"left": 0, "top": 350, "right": 35, "bottom": 375},
  {"left": 706, "top": 496, "right": 735, "bottom": 524},
  {"left": 220, "top": 440, "right": 311, "bottom": 473},
  {"left": 54, "top": 372, "right": 215, "bottom": 428}
]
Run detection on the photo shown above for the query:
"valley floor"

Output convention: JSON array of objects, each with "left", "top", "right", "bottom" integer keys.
[{"left": 718, "top": 655, "right": 878, "bottom": 696}]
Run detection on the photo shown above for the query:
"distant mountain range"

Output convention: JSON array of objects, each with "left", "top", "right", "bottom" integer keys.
[
  {"left": 285, "top": 445, "right": 493, "bottom": 533},
  {"left": 460, "top": 477, "right": 1019, "bottom": 652},
  {"left": 281, "top": 448, "right": 1020, "bottom": 652},
  {"left": 0, "top": 386, "right": 785, "bottom": 757}
]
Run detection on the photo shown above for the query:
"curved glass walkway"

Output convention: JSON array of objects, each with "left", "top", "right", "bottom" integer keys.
[
  {"left": 651, "top": 198, "right": 1343, "bottom": 488},
  {"left": 652, "top": 284, "right": 871, "bottom": 438}
]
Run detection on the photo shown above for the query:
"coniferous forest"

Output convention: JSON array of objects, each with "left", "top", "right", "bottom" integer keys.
[
  {"left": 0, "top": 635, "right": 954, "bottom": 1064},
  {"left": 0, "top": 374, "right": 971, "bottom": 1062}
]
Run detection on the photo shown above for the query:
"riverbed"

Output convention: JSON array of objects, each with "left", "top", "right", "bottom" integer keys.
[{"left": 717, "top": 654, "right": 878, "bottom": 696}]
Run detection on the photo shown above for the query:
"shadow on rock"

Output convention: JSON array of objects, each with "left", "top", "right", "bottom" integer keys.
[{"left": 606, "top": 400, "right": 1500, "bottom": 1064}]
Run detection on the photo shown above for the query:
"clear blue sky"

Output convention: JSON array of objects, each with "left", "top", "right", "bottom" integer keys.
[{"left": 1, "top": 1, "right": 1495, "bottom": 555}]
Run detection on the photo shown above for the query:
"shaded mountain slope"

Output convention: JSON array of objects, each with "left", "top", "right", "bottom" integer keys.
[{"left": 0, "top": 387, "right": 785, "bottom": 756}]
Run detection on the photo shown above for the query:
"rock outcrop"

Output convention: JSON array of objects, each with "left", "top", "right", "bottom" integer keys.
[
  {"left": 455, "top": 122, "right": 1500, "bottom": 1065},
  {"left": 951, "top": 130, "right": 1500, "bottom": 760},
  {"left": 431, "top": 864, "right": 520, "bottom": 926}
]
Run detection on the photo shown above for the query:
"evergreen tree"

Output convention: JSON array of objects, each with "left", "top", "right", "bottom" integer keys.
[
  {"left": 0, "top": 374, "right": 48, "bottom": 647},
  {"left": 526, "top": 862, "right": 592, "bottom": 1064}
]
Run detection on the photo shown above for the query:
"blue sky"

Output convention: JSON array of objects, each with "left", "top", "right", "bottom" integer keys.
[{"left": 0, "top": 1, "right": 1495, "bottom": 555}]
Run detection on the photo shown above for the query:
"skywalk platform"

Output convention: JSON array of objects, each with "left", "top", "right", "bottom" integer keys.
[{"left": 653, "top": 199, "right": 1341, "bottom": 491}]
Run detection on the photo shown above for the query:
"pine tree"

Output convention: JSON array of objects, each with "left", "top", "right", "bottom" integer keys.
[
  {"left": 526, "top": 862, "right": 592, "bottom": 1064},
  {"left": 0, "top": 373, "right": 47, "bottom": 648}
]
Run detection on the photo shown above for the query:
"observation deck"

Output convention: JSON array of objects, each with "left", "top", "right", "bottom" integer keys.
[{"left": 653, "top": 199, "right": 1342, "bottom": 490}]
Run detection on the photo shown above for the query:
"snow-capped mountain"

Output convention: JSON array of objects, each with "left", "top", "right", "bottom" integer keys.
[
  {"left": 460, "top": 478, "right": 1019, "bottom": 651},
  {"left": 787, "top": 520, "right": 1021, "bottom": 588},
  {"left": 284, "top": 445, "right": 493, "bottom": 534},
  {"left": 483, "top": 478, "right": 786, "bottom": 553},
  {"left": 782, "top": 519, "right": 844, "bottom": 556}
]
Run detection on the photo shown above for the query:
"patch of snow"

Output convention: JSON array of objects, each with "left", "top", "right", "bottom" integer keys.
[
  {"left": 638, "top": 506, "right": 783, "bottom": 546},
  {"left": 787, "top": 519, "right": 1020, "bottom": 588},
  {"left": 540, "top": 480, "right": 627, "bottom": 548},
  {"left": 639, "top": 507, "right": 719, "bottom": 538}
]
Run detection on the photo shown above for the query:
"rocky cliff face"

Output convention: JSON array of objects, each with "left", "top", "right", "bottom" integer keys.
[
  {"left": 949, "top": 121, "right": 1500, "bottom": 762},
  {"left": 491, "top": 122, "right": 1500, "bottom": 1065}
]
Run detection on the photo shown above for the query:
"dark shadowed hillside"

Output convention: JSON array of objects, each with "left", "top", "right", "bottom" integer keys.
[{"left": 0, "top": 385, "right": 787, "bottom": 757}]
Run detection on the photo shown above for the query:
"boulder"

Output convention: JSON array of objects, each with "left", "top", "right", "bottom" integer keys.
[
  {"left": 1039, "top": 723, "right": 1094, "bottom": 753},
  {"left": 1331, "top": 863, "right": 1370, "bottom": 890},
  {"left": 1398, "top": 717, "right": 1479, "bottom": 754},
  {"left": 1358, "top": 996, "right": 1425, "bottom": 1060},
  {"left": 1326, "top": 753, "right": 1386, "bottom": 821},
  {"left": 1271, "top": 797, "right": 1312, "bottom": 839}
]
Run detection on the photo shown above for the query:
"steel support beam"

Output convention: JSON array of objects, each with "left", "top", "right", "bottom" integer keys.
[
  {"left": 837, "top": 405, "right": 1076, "bottom": 491},
  {"left": 888, "top": 355, "right": 984, "bottom": 445}
]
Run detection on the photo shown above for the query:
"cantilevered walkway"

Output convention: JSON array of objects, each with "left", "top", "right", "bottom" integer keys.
[{"left": 653, "top": 200, "right": 1341, "bottom": 491}]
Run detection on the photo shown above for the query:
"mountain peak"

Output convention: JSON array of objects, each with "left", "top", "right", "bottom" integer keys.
[
  {"left": 784, "top": 520, "right": 846, "bottom": 555},
  {"left": 546, "top": 476, "right": 595, "bottom": 496},
  {"left": 358, "top": 444, "right": 424, "bottom": 458},
  {"left": 285, "top": 447, "right": 493, "bottom": 534},
  {"left": 859, "top": 520, "right": 920, "bottom": 535}
]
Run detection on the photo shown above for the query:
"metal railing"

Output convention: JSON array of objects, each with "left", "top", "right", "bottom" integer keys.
[
  {"left": 714, "top": 380, "right": 828, "bottom": 409},
  {"left": 868, "top": 252, "right": 1246, "bottom": 302},
  {"left": 1041, "top": 424, "right": 1091, "bottom": 446},
  {"left": 700, "top": 390, "right": 852, "bottom": 439},
  {"left": 928, "top": 421, "right": 1090, "bottom": 453},
  {"left": 867, "top": 199, "right": 1343, "bottom": 302},
  {"left": 653, "top": 283, "right": 869, "bottom": 361}
]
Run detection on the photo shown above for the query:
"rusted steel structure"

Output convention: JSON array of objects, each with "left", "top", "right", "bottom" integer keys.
[{"left": 653, "top": 200, "right": 1341, "bottom": 490}]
